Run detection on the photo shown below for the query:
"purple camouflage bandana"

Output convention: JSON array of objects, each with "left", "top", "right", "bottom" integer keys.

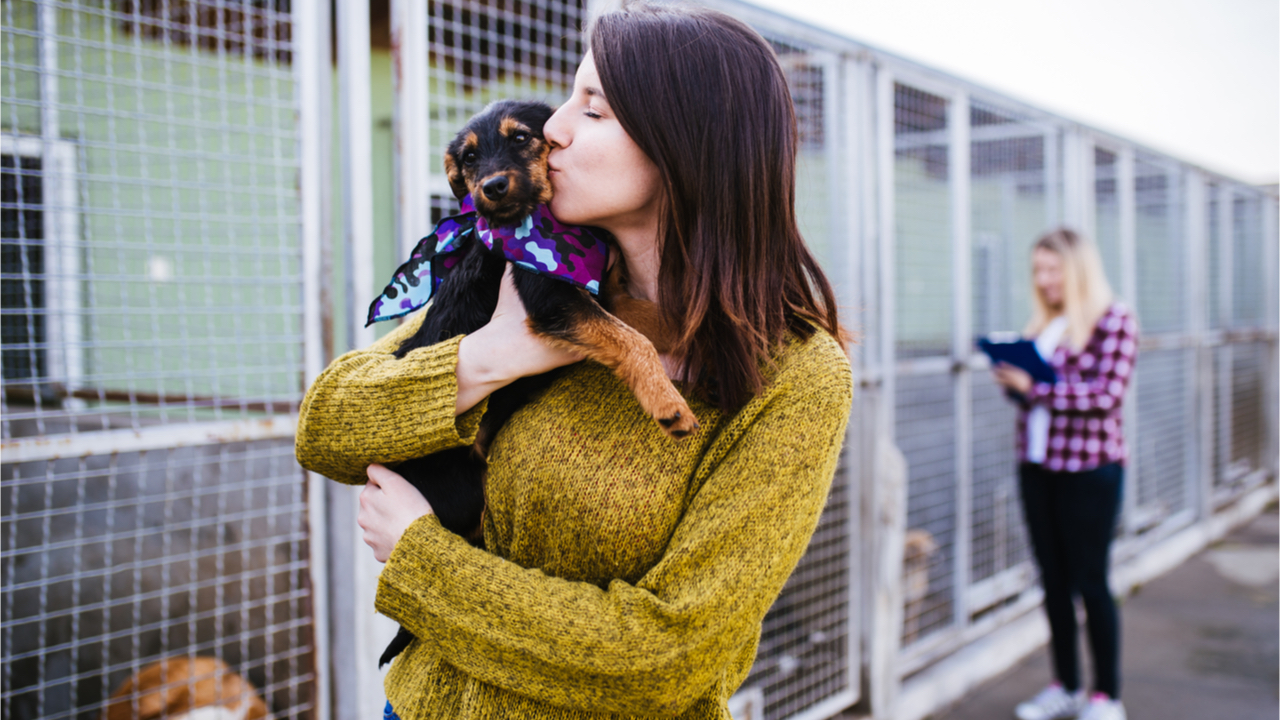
[{"left": 366, "top": 195, "right": 611, "bottom": 326}]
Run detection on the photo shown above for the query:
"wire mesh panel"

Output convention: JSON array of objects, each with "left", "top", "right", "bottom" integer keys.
[
  {"left": 2, "top": 1, "right": 312, "bottom": 718},
  {"left": 893, "top": 82, "right": 957, "bottom": 649},
  {"left": 2, "top": 440, "right": 311, "bottom": 720},
  {"left": 968, "top": 100, "right": 1044, "bottom": 339},
  {"left": 1132, "top": 154, "right": 1185, "bottom": 335},
  {"left": 1092, "top": 146, "right": 1121, "bottom": 287},
  {"left": 896, "top": 371, "right": 956, "bottom": 645},
  {"left": 969, "top": 372, "right": 1030, "bottom": 592},
  {"left": 1132, "top": 348, "right": 1192, "bottom": 526},
  {"left": 894, "top": 83, "right": 951, "bottom": 359},
  {"left": 1231, "top": 194, "right": 1265, "bottom": 328},
  {"left": 1229, "top": 342, "right": 1266, "bottom": 479},
  {"left": 1206, "top": 183, "right": 1227, "bottom": 330},
  {"left": 965, "top": 99, "right": 1043, "bottom": 609},
  {"left": 1210, "top": 344, "right": 1231, "bottom": 492}
]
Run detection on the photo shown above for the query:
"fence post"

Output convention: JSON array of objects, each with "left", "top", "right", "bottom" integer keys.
[
  {"left": 392, "top": 0, "right": 431, "bottom": 259},
  {"left": 869, "top": 427, "right": 909, "bottom": 720},
  {"left": 1185, "top": 170, "right": 1212, "bottom": 522},
  {"left": 948, "top": 90, "right": 973, "bottom": 634},
  {"left": 297, "top": 0, "right": 333, "bottom": 715}
]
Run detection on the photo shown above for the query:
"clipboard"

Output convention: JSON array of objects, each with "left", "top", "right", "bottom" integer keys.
[{"left": 977, "top": 336, "right": 1058, "bottom": 384}]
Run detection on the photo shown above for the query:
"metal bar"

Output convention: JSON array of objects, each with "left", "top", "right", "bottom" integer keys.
[
  {"left": 0, "top": 416, "right": 298, "bottom": 463},
  {"left": 1185, "top": 170, "right": 1212, "bottom": 521},
  {"left": 392, "top": 0, "right": 432, "bottom": 259},
  {"left": 877, "top": 66, "right": 896, "bottom": 432},
  {"left": 1045, "top": 126, "right": 1060, "bottom": 227},
  {"left": 333, "top": 2, "right": 381, "bottom": 717},
  {"left": 339, "top": 0, "right": 376, "bottom": 354},
  {"left": 1263, "top": 196, "right": 1279, "bottom": 477},
  {"left": 296, "top": 0, "right": 332, "bottom": 716},
  {"left": 949, "top": 89, "right": 973, "bottom": 633},
  {"left": 1116, "top": 146, "right": 1140, "bottom": 535},
  {"left": 836, "top": 51, "right": 863, "bottom": 706}
]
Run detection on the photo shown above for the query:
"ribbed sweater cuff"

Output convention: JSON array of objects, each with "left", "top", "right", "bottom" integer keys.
[
  {"left": 376, "top": 512, "right": 472, "bottom": 635},
  {"left": 393, "top": 336, "right": 488, "bottom": 451}
]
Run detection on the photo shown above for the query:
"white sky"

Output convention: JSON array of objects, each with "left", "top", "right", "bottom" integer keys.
[{"left": 743, "top": 0, "right": 1280, "bottom": 185}]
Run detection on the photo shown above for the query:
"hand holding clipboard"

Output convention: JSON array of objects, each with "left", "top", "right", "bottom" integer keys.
[{"left": 977, "top": 335, "right": 1057, "bottom": 384}]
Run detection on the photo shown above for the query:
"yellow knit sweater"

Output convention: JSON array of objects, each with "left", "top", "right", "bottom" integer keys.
[{"left": 295, "top": 309, "right": 853, "bottom": 719}]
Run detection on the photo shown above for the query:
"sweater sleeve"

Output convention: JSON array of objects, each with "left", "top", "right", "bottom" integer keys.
[
  {"left": 294, "top": 308, "right": 489, "bottom": 485},
  {"left": 1026, "top": 308, "right": 1138, "bottom": 413},
  {"left": 374, "top": 339, "right": 854, "bottom": 715}
]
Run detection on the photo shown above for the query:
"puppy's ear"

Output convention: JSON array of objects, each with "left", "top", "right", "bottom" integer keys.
[{"left": 443, "top": 151, "right": 469, "bottom": 200}]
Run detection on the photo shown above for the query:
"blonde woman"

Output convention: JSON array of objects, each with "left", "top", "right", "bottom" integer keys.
[{"left": 992, "top": 228, "right": 1137, "bottom": 720}]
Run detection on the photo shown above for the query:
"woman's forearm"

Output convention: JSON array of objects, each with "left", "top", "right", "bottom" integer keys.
[{"left": 455, "top": 326, "right": 519, "bottom": 415}]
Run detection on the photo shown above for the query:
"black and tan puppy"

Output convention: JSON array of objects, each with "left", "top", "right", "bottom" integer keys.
[{"left": 376, "top": 100, "right": 696, "bottom": 667}]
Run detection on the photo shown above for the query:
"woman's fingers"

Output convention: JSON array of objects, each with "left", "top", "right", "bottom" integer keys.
[{"left": 359, "top": 464, "right": 434, "bottom": 563}]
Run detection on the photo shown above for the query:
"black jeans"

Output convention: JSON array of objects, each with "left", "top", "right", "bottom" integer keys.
[{"left": 1019, "top": 462, "right": 1123, "bottom": 699}]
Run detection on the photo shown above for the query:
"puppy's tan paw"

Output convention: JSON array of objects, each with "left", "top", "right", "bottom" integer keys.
[{"left": 654, "top": 401, "right": 699, "bottom": 439}]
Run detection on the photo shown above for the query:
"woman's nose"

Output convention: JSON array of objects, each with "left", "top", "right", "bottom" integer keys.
[{"left": 544, "top": 105, "right": 569, "bottom": 149}]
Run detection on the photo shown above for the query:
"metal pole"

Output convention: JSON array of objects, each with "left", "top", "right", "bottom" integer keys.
[
  {"left": 392, "top": 0, "right": 432, "bottom": 259},
  {"left": 838, "top": 52, "right": 863, "bottom": 705},
  {"left": 949, "top": 90, "right": 972, "bottom": 631},
  {"left": 341, "top": 0, "right": 376, "bottom": 354},
  {"left": 1263, "top": 196, "right": 1279, "bottom": 478},
  {"left": 1116, "top": 147, "right": 1139, "bottom": 534},
  {"left": 39, "top": 1, "right": 82, "bottom": 400},
  {"left": 296, "top": 0, "right": 332, "bottom": 716},
  {"left": 1185, "top": 170, "right": 1211, "bottom": 522},
  {"left": 877, "top": 67, "right": 896, "bottom": 432},
  {"left": 336, "top": 1, "right": 394, "bottom": 715}
]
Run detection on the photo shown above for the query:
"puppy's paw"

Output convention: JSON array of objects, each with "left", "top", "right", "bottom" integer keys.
[{"left": 653, "top": 401, "right": 699, "bottom": 439}]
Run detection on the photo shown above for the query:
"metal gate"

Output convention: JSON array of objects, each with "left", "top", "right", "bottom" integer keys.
[{"left": 2, "top": 2, "right": 316, "bottom": 718}]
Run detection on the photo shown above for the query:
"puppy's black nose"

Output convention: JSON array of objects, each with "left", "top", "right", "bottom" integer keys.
[{"left": 482, "top": 176, "right": 509, "bottom": 201}]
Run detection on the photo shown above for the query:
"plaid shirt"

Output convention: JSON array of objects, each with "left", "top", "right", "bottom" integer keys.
[{"left": 1015, "top": 303, "right": 1138, "bottom": 472}]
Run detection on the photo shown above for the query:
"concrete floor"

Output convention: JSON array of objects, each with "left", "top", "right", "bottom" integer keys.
[{"left": 933, "top": 505, "right": 1279, "bottom": 720}]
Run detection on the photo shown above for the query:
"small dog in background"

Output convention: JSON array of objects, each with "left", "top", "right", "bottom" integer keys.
[
  {"left": 102, "top": 656, "right": 271, "bottom": 720},
  {"left": 902, "top": 527, "right": 939, "bottom": 645},
  {"left": 367, "top": 99, "right": 697, "bottom": 667}
]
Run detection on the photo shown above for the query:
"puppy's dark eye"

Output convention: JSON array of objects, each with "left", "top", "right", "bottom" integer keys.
[
  {"left": 512, "top": 132, "right": 529, "bottom": 144},
  {"left": 462, "top": 151, "right": 477, "bottom": 166}
]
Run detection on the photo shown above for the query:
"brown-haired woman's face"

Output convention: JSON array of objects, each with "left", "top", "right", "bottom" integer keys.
[
  {"left": 544, "top": 53, "right": 662, "bottom": 235},
  {"left": 1033, "top": 247, "right": 1065, "bottom": 310}
]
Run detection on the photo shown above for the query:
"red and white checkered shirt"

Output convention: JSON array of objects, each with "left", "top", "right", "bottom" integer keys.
[{"left": 1015, "top": 302, "right": 1138, "bottom": 472}]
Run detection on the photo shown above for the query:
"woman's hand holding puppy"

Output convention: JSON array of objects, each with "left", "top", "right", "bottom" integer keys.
[
  {"left": 359, "top": 464, "right": 435, "bottom": 563},
  {"left": 454, "top": 264, "right": 585, "bottom": 415}
]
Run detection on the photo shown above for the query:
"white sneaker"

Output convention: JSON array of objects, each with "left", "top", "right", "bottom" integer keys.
[
  {"left": 1077, "top": 695, "right": 1126, "bottom": 720},
  {"left": 1014, "top": 684, "right": 1087, "bottom": 720}
]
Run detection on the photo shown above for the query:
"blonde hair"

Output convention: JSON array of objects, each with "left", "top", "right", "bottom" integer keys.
[{"left": 1023, "top": 228, "right": 1116, "bottom": 351}]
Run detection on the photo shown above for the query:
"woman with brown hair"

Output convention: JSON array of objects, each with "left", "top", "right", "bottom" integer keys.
[
  {"left": 993, "top": 228, "right": 1136, "bottom": 720},
  {"left": 294, "top": 4, "right": 852, "bottom": 718}
]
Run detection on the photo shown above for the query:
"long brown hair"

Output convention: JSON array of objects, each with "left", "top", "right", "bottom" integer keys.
[
  {"left": 1023, "top": 227, "right": 1117, "bottom": 351},
  {"left": 591, "top": 3, "right": 846, "bottom": 413}
]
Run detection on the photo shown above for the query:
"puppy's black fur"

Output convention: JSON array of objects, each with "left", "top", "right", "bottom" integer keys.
[{"left": 378, "top": 100, "right": 695, "bottom": 667}]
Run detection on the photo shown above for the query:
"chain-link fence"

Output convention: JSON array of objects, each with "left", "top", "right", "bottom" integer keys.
[{"left": 2, "top": 1, "right": 313, "bottom": 718}]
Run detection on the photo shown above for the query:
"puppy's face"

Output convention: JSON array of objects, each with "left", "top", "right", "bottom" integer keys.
[{"left": 444, "top": 100, "right": 555, "bottom": 226}]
